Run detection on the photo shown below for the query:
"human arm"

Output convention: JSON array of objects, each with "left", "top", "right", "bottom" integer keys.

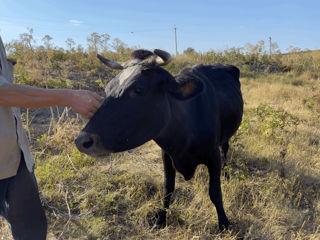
[{"left": 0, "top": 81, "right": 103, "bottom": 118}]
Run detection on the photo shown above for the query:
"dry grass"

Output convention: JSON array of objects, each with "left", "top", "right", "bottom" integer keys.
[{"left": 1, "top": 71, "right": 320, "bottom": 240}]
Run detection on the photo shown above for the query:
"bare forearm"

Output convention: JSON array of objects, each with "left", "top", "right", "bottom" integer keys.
[
  {"left": 0, "top": 82, "right": 103, "bottom": 118},
  {"left": 0, "top": 82, "right": 72, "bottom": 108}
]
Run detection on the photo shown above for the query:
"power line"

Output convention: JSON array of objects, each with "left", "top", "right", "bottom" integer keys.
[{"left": 129, "top": 28, "right": 172, "bottom": 34}]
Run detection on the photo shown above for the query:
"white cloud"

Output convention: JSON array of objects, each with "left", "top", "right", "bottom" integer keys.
[{"left": 69, "top": 19, "right": 83, "bottom": 26}]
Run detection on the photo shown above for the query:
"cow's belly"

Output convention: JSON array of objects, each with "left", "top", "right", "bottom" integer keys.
[
  {"left": 175, "top": 162, "right": 197, "bottom": 181},
  {"left": 171, "top": 150, "right": 208, "bottom": 181}
]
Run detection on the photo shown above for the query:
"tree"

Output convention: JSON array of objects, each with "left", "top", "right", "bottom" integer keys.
[
  {"left": 42, "top": 35, "right": 53, "bottom": 49},
  {"left": 245, "top": 40, "right": 266, "bottom": 55},
  {"left": 271, "top": 42, "right": 280, "bottom": 55},
  {"left": 286, "top": 46, "right": 302, "bottom": 53},
  {"left": 65, "top": 38, "right": 76, "bottom": 52},
  {"left": 87, "top": 32, "right": 111, "bottom": 53},
  {"left": 87, "top": 32, "right": 101, "bottom": 53},
  {"left": 184, "top": 47, "right": 196, "bottom": 55},
  {"left": 19, "top": 28, "right": 35, "bottom": 51},
  {"left": 100, "top": 33, "right": 110, "bottom": 53},
  {"left": 111, "top": 38, "right": 127, "bottom": 54}
]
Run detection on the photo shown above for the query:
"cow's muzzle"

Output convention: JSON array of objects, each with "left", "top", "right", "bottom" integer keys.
[{"left": 75, "top": 132, "right": 111, "bottom": 157}]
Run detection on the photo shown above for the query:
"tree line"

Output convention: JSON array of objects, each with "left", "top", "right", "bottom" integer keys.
[{"left": 4, "top": 28, "right": 319, "bottom": 92}]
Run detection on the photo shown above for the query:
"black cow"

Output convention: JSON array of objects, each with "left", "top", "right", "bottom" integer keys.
[{"left": 75, "top": 49, "right": 243, "bottom": 230}]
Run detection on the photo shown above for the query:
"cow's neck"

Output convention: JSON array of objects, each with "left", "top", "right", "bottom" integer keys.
[{"left": 154, "top": 100, "right": 190, "bottom": 158}]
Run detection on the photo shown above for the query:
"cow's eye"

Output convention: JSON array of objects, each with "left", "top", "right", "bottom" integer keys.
[{"left": 134, "top": 86, "right": 146, "bottom": 95}]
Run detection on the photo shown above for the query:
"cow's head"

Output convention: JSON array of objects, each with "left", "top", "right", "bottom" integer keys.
[{"left": 75, "top": 49, "right": 203, "bottom": 156}]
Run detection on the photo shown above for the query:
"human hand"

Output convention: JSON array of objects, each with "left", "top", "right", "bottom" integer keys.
[{"left": 67, "top": 90, "right": 104, "bottom": 118}]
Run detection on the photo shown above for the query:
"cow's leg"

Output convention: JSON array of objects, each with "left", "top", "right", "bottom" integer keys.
[
  {"left": 221, "top": 141, "right": 229, "bottom": 160},
  {"left": 0, "top": 158, "right": 47, "bottom": 240},
  {"left": 221, "top": 141, "right": 230, "bottom": 179},
  {"left": 207, "top": 148, "right": 230, "bottom": 230},
  {"left": 155, "top": 150, "right": 176, "bottom": 228}
]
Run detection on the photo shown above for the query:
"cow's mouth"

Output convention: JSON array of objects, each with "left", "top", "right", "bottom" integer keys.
[{"left": 84, "top": 150, "right": 112, "bottom": 158}]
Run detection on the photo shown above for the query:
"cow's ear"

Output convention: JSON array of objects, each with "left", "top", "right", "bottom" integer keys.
[{"left": 165, "top": 76, "right": 203, "bottom": 100}]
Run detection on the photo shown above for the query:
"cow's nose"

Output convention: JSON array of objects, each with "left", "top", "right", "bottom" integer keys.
[{"left": 75, "top": 132, "right": 95, "bottom": 153}]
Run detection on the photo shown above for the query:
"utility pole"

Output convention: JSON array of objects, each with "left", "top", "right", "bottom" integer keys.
[
  {"left": 174, "top": 26, "right": 178, "bottom": 56},
  {"left": 269, "top": 36, "right": 272, "bottom": 57}
]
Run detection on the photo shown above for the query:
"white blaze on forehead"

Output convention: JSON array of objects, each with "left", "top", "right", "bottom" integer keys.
[
  {"left": 104, "top": 59, "right": 143, "bottom": 94},
  {"left": 118, "top": 65, "right": 139, "bottom": 86}
]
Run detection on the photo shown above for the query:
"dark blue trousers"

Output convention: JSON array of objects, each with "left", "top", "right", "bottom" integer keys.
[{"left": 0, "top": 154, "right": 47, "bottom": 240}]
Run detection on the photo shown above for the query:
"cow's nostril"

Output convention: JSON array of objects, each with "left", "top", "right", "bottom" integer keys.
[
  {"left": 75, "top": 132, "right": 96, "bottom": 152},
  {"left": 83, "top": 137, "right": 94, "bottom": 149}
]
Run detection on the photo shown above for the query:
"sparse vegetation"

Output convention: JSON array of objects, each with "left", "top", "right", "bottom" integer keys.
[{"left": 1, "top": 30, "right": 319, "bottom": 240}]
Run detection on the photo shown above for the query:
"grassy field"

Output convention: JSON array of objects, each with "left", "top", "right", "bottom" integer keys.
[{"left": 1, "top": 48, "right": 320, "bottom": 239}]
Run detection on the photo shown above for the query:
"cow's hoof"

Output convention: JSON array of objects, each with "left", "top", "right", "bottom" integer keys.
[
  {"left": 151, "top": 222, "right": 165, "bottom": 230},
  {"left": 218, "top": 219, "right": 231, "bottom": 231},
  {"left": 151, "top": 209, "right": 166, "bottom": 230},
  {"left": 151, "top": 219, "right": 166, "bottom": 230}
]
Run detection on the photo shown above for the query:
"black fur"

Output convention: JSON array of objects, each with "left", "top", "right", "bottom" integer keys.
[{"left": 131, "top": 49, "right": 154, "bottom": 60}]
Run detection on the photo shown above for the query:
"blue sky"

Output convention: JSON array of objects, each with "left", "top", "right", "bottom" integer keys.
[{"left": 0, "top": 0, "right": 319, "bottom": 54}]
